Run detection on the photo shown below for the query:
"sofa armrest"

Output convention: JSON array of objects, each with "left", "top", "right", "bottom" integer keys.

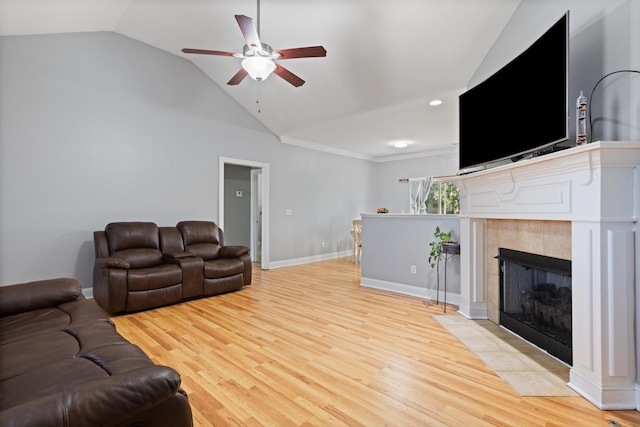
[
  {"left": 0, "top": 366, "right": 192, "bottom": 427},
  {"left": 0, "top": 278, "right": 83, "bottom": 317},
  {"left": 94, "top": 256, "right": 131, "bottom": 269},
  {"left": 219, "top": 245, "right": 250, "bottom": 258}
]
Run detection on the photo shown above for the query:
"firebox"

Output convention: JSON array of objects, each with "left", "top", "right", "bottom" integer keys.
[{"left": 496, "top": 248, "right": 572, "bottom": 365}]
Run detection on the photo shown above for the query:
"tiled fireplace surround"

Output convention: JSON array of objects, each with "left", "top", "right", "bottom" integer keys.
[{"left": 449, "top": 141, "right": 640, "bottom": 411}]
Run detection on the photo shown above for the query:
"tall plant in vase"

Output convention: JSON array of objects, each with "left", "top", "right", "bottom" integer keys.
[{"left": 428, "top": 226, "right": 459, "bottom": 311}]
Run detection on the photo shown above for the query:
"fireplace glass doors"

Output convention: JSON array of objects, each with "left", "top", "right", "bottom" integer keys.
[{"left": 496, "top": 248, "right": 572, "bottom": 365}]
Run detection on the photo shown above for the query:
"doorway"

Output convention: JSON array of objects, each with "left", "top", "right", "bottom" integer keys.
[{"left": 219, "top": 157, "right": 270, "bottom": 269}]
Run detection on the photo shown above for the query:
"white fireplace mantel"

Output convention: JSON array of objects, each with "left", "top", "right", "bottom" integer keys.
[{"left": 449, "top": 141, "right": 640, "bottom": 410}]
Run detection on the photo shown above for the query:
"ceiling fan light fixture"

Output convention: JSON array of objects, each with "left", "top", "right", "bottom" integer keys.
[{"left": 242, "top": 56, "right": 276, "bottom": 81}]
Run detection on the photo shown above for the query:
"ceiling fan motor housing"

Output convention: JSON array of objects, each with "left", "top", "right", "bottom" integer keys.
[{"left": 240, "top": 42, "right": 280, "bottom": 59}]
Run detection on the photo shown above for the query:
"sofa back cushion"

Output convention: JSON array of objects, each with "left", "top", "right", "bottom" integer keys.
[
  {"left": 0, "top": 278, "right": 83, "bottom": 318},
  {"left": 177, "top": 221, "right": 221, "bottom": 261},
  {"left": 105, "top": 222, "right": 163, "bottom": 268}
]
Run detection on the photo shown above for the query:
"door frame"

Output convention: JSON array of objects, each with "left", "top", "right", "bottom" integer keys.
[
  {"left": 250, "top": 168, "right": 262, "bottom": 263},
  {"left": 219, "top": 157, "right": 270, "bottom": 269}
]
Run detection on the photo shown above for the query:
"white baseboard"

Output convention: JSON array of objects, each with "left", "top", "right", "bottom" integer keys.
[
  {"left": 267, "top": 250, "right": 352, "bottom": 269},
  {"left": 360, "top": 276, "right": 460, "bottom": 307}
]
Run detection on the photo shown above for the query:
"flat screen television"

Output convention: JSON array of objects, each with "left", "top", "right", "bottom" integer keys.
[{"left": 458, "top": 11, "right": 569, "bottom": 174}]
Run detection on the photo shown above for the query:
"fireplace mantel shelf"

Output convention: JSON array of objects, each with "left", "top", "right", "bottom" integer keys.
[
  {"left": 441, "top": 141, "right": 640, "bottom": 184},
  {"left": 448, "top": 141, "right": 640, "bottom": 222},
  {"left": 452, "top": 141, "right": 640, "bottom": 411}
]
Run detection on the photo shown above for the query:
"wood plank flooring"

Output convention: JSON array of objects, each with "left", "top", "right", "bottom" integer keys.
[{"left": 110, "top": 258, "right": 640, "bottom": 426}]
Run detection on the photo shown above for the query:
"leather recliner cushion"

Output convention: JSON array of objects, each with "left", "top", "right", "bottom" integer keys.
[
  {"left": 184, "top": 242, "right": 220, "bottom": 261},
  {"left": 177, "top": 221, "right": 222, "bottom": 261},
  {"left": 112, "top": 248, "right": 164, "bottom": 269},
  {"left": 177, "top": 221, "right": 219, "bottom": 246},
  {"left": 203, "top": 258, "right": 244, "bottom": 279},
  {"left": 127, "top": 265, "right": 182, "bottom": 291},
  {"left": 106, "top": 222, "right": 160, "bottom": 251}
]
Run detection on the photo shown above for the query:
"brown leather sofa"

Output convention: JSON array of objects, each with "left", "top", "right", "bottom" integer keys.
[
  {"left": 93, "top": 220, "right": 251, "bottom": 314},
  {"left": 0, "top": 277, "right": 193, "bottom": 426}
]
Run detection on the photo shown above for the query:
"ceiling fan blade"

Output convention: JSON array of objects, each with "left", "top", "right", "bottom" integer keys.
[
  {"left": 182, "top": 48, "right": 236, "bottom": 56},
  {"left": 276, "top": 46, "right": 327, "bottom": 60},
  {"left": 273, "top": 64, "right": 305, "bottom": 87},
  {"left": 235, "top": 15, "right": 262, "bottom": 51},
  {"left": 227, "top": 68, "right": 248, "bottom": 85}
]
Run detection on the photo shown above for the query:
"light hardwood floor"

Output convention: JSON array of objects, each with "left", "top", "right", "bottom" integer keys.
[{"left": 111, "top": 258, "right": 640, "bottom": 427}]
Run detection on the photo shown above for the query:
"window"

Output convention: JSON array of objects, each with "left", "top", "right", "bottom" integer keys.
[{"left": 425, "top": 182, "right": 460, "bottom": 214}]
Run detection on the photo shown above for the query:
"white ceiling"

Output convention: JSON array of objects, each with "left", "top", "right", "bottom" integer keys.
[{"left": 0, "top": 0, "right": 522, "bottom": 161}]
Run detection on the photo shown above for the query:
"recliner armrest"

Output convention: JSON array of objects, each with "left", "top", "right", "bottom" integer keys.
[
  {"left": 219, "top": 246, "right": 250, "bottom": 258},
  {"left": 95, "top": 257, "right": 131, "bottom": 269}
]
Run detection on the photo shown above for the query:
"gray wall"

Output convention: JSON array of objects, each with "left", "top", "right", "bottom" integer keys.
[
  {"left": 361, "top": 214, "right": 461, "bottom": 299},
  {"left": 223, "top": 164, "right": 251, "bottom": 247},
  {"left": 0, "top": 32, "right": 376, "bottom": 287}
]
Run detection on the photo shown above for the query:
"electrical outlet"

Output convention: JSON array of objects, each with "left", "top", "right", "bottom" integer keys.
[
  {"left": 321, "top": 241, "right": 326, "bottom": 248},
  {"left": 410, "top": 265, "right": 416, "bottom": 274}
]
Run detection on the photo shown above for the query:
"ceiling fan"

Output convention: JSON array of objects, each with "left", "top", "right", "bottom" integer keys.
[{"left": 181, "top": 1, "right": 326, "bottom": 87}]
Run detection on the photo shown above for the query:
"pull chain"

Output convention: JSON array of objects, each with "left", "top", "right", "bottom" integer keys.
[{"left": 256, "top": 81, "right": 263, "bottom": 114}]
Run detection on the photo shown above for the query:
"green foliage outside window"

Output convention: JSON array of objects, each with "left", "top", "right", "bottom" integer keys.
[{"left": 425, "top": 182, "right": 460, "bottom": 214}]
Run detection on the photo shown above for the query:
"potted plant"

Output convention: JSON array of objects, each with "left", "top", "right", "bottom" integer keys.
[
  {"left": 428, "top": 226, "right": 458, "bottom": 268},
  {"left": 428, "top": 226, "right": 459, "bottom": 312}
]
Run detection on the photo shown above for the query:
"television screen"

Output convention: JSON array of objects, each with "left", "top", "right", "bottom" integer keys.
[{"left": 458, "top": 12, "right": 569, "bottom": 173}]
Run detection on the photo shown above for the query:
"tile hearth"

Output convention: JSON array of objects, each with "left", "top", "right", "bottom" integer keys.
[{"left": 433, "top": 314, "right": 578, "bottom": 397}]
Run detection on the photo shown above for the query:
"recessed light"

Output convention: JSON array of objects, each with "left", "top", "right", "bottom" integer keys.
[
  {"left": 429, "top": 99, "right": 442, "bottom": 106},
  {"left": 393, "top": 140, "right": 409, "bottom": 148}
]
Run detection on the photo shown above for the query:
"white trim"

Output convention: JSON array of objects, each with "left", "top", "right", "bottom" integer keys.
[
  {"left": 279, "top": 135, "right": 455, "bottom": 163},
  {"left": 279, "top": 136, "right": 375, "bottom": 161},
  {"left": 374, "top": 147, "right": 456, "bottom": 163}
]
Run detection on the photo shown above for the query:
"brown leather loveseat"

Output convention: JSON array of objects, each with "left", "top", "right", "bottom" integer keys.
[
  {"left": 0, "top": 277, "right": 193, "bottom": 426},
  {"left": 93, "top": 220, "right": 251, "bottom": 314}
]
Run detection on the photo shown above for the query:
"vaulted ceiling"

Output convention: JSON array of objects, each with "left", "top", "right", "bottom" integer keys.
[{"left": 0, "top": 0, "right": 522, "bottom": 161}]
